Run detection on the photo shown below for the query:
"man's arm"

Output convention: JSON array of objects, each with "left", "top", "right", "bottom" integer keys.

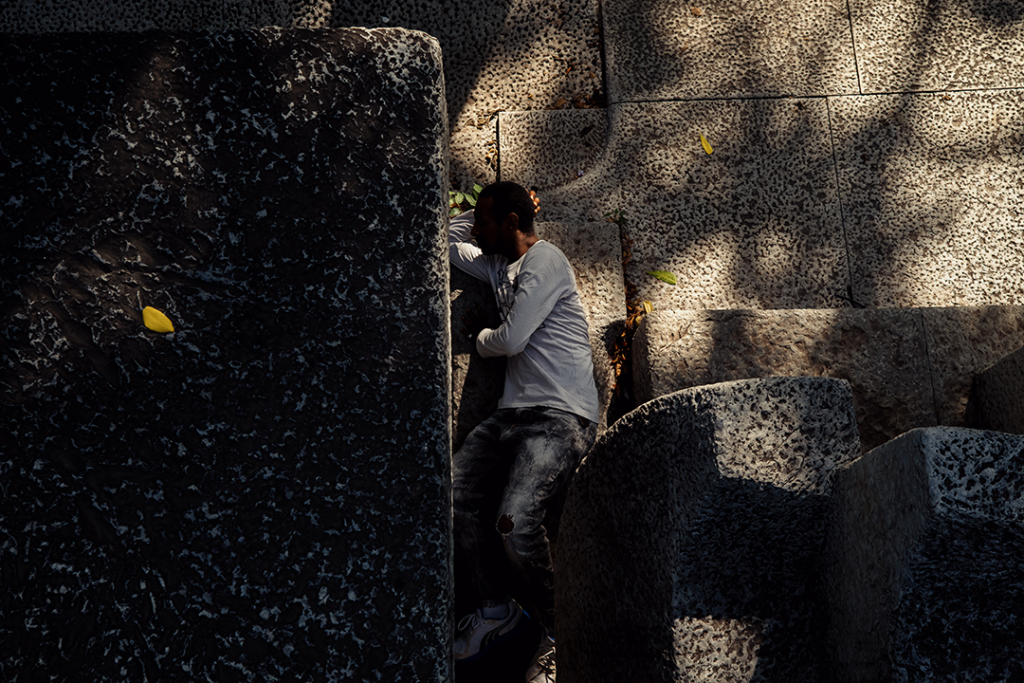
[
  {"left": 476, "top": 246, "right": 567, "bottom": 358},
  {"left": 448, "top": 210, "right": 495, "bottom": 283}
]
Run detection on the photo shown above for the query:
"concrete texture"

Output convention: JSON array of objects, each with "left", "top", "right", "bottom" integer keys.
[
  {"left": 501, "top": 98, "right": 849, "bottom": 312},
  {"left": 0, "top": 29, "right": 452, "bottom": 682},
  {"left": 557, "top": 377, "right": 861, "bottom": 683},
  {"left": 0, "top": 0, "right": 603, "bottom": 189},
  {"left": 450, "top": 220, "right": 625, "bottom": 447},
  {"left": 921, "top": 306, "right": 1024, "bottom": 426},
  {"left": 973, "top": 343, "right": 1024, "bottom": 435},
  {"left": 831, "top": 90, "right": 1024, "bottom": 309},
  {"left": 633, "top": 308, "right": 934, "bottom": 451},
  {"left": 634, "top": 306, "right": 1024, "bottom": 451},
  {"left": 603, "top": 0, "right": 859, "bottom": 103},
  {"left": 823, "top": 427, "right": 1024, "bottom": 682},
  {"left": 851, "top": 0, "right": 1024, "bottom": 94}
]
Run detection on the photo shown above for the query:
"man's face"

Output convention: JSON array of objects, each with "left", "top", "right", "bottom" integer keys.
[{"left": 471, "top": 197, "right": 503, "bottom": 256}]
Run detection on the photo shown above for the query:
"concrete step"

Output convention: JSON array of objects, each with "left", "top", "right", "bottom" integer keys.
[
  {"left": 633, "top": 306, "right": 1024, "bottom": 451},
  {"left": 499, "top": 89, "right": 1024, "bottom": 312},
  {"left": 557, "top": 376, "right": 862, "bottom": 683},
  {"left": 825, "top": 427, "right": 1024, "bottom": 681}
]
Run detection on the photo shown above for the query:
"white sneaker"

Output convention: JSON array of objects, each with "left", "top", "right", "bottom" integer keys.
[
  {"left": 525, "top": 634, "right": 556, "bottom": 682},
  {"left": 453, "top": 601, "right": 523, "bottom": 661}
]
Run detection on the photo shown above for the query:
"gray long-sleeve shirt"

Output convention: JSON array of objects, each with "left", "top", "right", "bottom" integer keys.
[{"left": 449, "top": 210, "right": 599, "bottom": 423}]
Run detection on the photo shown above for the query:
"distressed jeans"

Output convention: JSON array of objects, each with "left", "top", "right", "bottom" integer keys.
[{"left": 452, "top": 406, "right": 597, "bottom": 628}]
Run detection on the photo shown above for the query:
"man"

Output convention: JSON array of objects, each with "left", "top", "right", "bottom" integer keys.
[{"left": 448, "top": 181, "right": 599, "bottom": 670}]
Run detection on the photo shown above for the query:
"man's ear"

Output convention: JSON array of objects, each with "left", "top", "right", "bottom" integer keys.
[{"left": 503, "top": 211, "right": 520, "bottom": 233}]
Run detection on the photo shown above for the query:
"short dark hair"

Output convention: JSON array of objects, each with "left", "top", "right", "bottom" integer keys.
[{"left": 478, "top": 182, "right": 535, "bottom": 235}]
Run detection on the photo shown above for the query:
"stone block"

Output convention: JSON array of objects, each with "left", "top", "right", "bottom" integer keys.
[
  {"left": 921, "top": 306, "right": 1024, "bottom": 426},
  {"left": 634, "top": 306, "right": 1024, "bottom": 451},
  {"left": 0, "top": 0, "right": 602, "bottom": 188},
  {"left": 973, "top": 343, "right": 1024, "bottom": 435},
  {"left": 603, "top": 0, "right": 858, "bottom": 103},
  {"left": 830, "top": 91, "right": 1024, "bottom": 308},
  {"left": 450, "top": 220, "right": 625, "bottom": 448},
  {"left": 822, "top": 427, "right": 1024, "bottom": 681},
  {"left": 0, "top": 29, "right": 452, "bottom": 682},
  {"left": 633, "top": 308, "right": 935, "bottom": 451},
  {"left": 558, "top": 377, "right": 861, "bottom": 683},
  {"left": 500, "top": 99, "right": 849, "bottom": 312},
  {"left": 850, "top": 0, "right": 1024, "bottom": 93}
]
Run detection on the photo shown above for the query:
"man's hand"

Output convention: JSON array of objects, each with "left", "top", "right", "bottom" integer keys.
[{"left": 530, "top": 190, "right": 540, "bottom": 215}]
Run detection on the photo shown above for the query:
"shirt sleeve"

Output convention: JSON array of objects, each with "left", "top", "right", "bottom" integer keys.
[
  {"left": 476, "top": 245, "right": 568, "bottom": 358},
  {"left": 448, "top": 210, "right": 494, "bottom": 283}
]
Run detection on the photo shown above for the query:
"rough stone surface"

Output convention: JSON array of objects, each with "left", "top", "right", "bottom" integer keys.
[
  {"left": 973, "top": 343, "right": 1024, "bottom": 435},
  {"left": 831, "top": 90, "right": 1024, "bottom": 308},
  {"left": 450, "top": 220, "right": 625, "bottom": 448},
  {"left": 823, "top": 428, "right": 1024, "bottom": 682},
  {"left": 501, "top": 99, "right": 849, "bottom": 312},
  {"left": 633, "top": 308, "right": 934, "bottom": 451},
  {"left": 921, "top": 306, "right": 1024, "bottom": 427},
  {"left": 603, "top": 0, "right": 858, "bottom": 103},
  {"left": 558, "top": 377, "right": 861, "bottom": 683},
  {"left": 634, "top": 306, "right": 1024, "bottom": 451},
  {"left": 850, "top": 0, "right": 1024, "bottom": 94},
  {"left": 821, "top": 430, "right": 931, "bottom": 682},
  {"left": 0, "top": 0, "right": 603, "bottom": 189},
  {"left": 0, "top": 29, "right": 452, "bottom": 682}
]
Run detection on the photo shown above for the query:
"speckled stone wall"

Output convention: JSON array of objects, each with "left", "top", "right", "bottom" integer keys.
[
  {"left": 823, "top": 427, "right": 1024, "bottom": 682},
  {"left": 0, "top": 29, "right": 453, "bottom": 682},
  {"left": 557, "top": 377, "right": 861, "bottom": 683}
]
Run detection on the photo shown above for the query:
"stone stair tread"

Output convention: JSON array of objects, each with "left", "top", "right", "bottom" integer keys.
[{"left": 633, "top": 306, "right": 1024, "bottom": 451}]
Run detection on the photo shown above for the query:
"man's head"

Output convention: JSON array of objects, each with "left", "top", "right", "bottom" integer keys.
[{"left": 471, "top": 182, "right": 537, "bottom": 259}]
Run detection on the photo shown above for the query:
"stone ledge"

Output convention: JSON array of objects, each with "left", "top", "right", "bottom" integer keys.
[{"left": 634, "top": 306, "right": 1024, "bottom": 450}]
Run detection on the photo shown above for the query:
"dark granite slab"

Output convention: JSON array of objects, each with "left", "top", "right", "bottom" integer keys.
[{"left": 0, "top": 28, "right": 452, "bottom": 681}]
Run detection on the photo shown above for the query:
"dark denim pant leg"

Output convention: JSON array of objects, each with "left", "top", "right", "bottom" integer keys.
[
  {"left": 452, "top": 411, "right": 519, "bottom": 610},
  {"left": 499, "top": 407, "right": 597, "bottom": 627},
  {"left": 453, "top": 407, "right": 597, "bottom": 623}
]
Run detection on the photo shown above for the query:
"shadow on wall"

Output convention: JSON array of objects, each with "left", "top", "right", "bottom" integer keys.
[{"left": 672, "top": 478, "right": 833, "bottom": 683}]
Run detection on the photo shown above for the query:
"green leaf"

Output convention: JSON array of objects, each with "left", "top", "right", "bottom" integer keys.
[
  {"left": 450, "top": 207, "right": 462, "bottom": 217},
  {"left": 646, "top": 270, "right": 677, "bottom": 285},
  {"left": 455, "top": 192, "right": 465, "bottom": 204},
  {"left": 473, "top": 183, "right": 484, "bottom": 194},
  {"left": 466, "top": 194, "right": 477, "bottom": 207}
]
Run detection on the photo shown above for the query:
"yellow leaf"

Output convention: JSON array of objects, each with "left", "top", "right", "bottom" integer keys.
[
  {"left": 143, "top": 306, "right": 175, "bottom": 333},
  {"left": 643, "top": 301, "right": 653, "bottom": 313},
  {"left": 700, "top": 133, "right": 713, "bottom": 155}
]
